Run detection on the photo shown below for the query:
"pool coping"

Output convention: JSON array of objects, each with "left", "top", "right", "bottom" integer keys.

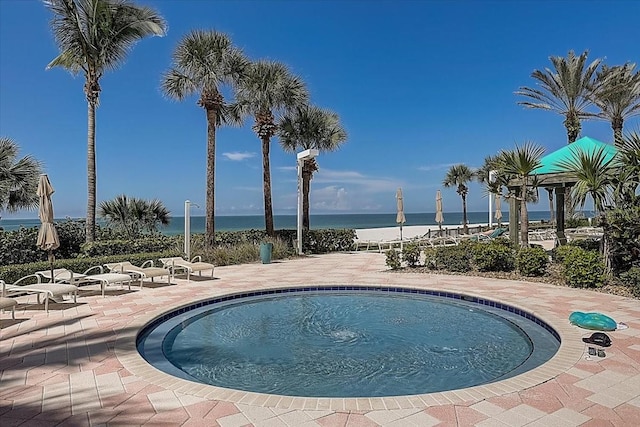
[{"left": 115, "top": 282, "right": 585, "bottom": 410}]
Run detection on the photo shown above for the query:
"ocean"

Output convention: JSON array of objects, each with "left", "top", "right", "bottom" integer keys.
[{"left": 0, "top": 211, "right": 553, "bottom": 235}]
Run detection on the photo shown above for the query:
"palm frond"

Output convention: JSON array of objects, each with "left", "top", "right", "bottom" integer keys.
[
  {"left": 0, "top": 137, "right": 42, "bottom": 214},
  {"left": 277, "top": 105, "right": 347, "bottom": 154}
]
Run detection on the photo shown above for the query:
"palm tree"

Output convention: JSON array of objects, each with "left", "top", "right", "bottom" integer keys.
[
  {"left": 45, "top": 0, "right": 166, "bottom": 243},
  {"left": 516, "top": 50, "right": 601, "bottom": 143},
  {"left": 0, "top": 137, "right": 42, "bottom": 221},
  {"left": 278, "top": 105, "right": 348, "bottom": 229},
  {"left": 99, "top": 194, "right": 170, "bottom": 238},
  {"left": 232, "top": 60, "right": 308, "bottom": 236},
  {"left": 557, "top": 146, "right": 616, "bottom": 213},
  {"left": 498, "top": 142, "right": 545, "bottom": 247},
  {"left": 591, "top": 63, "right": 640, "bottom": 145},
  {"left": 442, "top": 164, "right": 475, "bottom": 234},
  {"left": 162, "top": 30, "right": 248, "bottom": 247},
  {"left": 611, "top": 130, "right": 640, "bottom": 207}
]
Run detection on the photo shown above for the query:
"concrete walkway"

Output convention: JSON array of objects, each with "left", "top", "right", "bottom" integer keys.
[{"left": 1, "top": 252, "right": 639, "bottom": 426}]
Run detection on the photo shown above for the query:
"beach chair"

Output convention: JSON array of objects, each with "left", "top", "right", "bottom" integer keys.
[
  {"left": 0, "top": 296, "right": 18, "bottom": 319},
  {"left": 159, "top": 256, "right": 214, "bottom": 281},
  {"left": 36, "top": 267, "right": 134, "bottom": 298},
  {"left": 104, "top": 261, "right": 173, "bottom": 288},
  {"left": 1, "top": 276, "right": 77, "bottom": 312},
  {"left": 427, "top": 236, "right": 459, "bottom": 247}
]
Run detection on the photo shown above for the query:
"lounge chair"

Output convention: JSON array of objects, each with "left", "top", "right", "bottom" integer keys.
[
  {"left": 1, "top": 276, "right": 77, "bottom": 312},
  {"left": 427, "top": 236, "right": 459, "bottom": 247},
  {"left": 159, "top": 256, "right": 214, "bottom": 281},
  {"left": 36, "top": 267, "right": 133, "bottom": 298},
  {"left": 0, "top": 296, "right": 18, "bottom": 319},
  {"left": 104, "top": 261, "right": 172, "bottom": 288}
]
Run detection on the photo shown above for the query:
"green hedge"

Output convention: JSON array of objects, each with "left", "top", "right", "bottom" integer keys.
[
  {"left": 303, "top": 229, "right": 356, "bottom": 253},
  {"left": 433, "top": 245, "right": 472, "bottom": 272},
  {"left": 385, "top": 249, "right": 401, "bottom": 270},
  {"left": 80, "top": 237, "right": 178, "bottom": 257},
  {"left": 0, "top": 251, "right": 180, "bottom": 284},
  {"left": 517, "top": 246, "right": 549, "bottom": 277},
  {"left": 620, "top": 267, "right": 640, "bottom": 297},
  {"left": 402, "top": 243, "right": 421, "bottom": 267},
  {"left": 472, "top": 241, "right": 515, "bottom": 272},
  {"left": 561, "top": 247, "right": 605, "bottom": 288}
]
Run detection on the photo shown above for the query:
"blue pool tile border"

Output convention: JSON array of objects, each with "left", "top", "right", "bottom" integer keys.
[{"left": 137, "top": 285, "right": 561, "bottom": 345}]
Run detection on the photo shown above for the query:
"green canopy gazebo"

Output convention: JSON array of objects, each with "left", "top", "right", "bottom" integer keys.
[{"left": 507, "top": 136, "right": 619, "bottom": 245}]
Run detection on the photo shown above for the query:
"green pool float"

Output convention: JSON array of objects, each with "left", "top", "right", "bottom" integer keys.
[{"left": 569, "top": 311, "right": 617, "bottom": 331}]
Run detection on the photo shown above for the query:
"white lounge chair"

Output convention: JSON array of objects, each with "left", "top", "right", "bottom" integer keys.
[
  {"left": 1, "top": 276, "right": 77, "bottom": 312},
  {"left": 104, "top": 261, "right": 172, "bottom": 288},
  {"left": 36, "top": 267, "right": 133, "bottom": 298},
  {"left": 159, "top": 256, "right": 214, "bottom": 281},
  {"left": 0, "top": 296, "right": 18, "bottom": 319}
]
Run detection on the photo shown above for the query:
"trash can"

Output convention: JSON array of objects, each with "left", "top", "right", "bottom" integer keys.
[{"left": 259, "top": 242, "right": 273, "bottom": 264}]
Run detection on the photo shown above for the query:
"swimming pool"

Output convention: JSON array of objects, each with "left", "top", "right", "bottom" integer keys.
[{"left": 137, "top": 286, "right": 560, "bottom": 398}]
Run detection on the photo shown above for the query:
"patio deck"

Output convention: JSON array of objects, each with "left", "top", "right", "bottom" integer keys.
[{"left": 1, "top": 252, "right": 639, "bottom": 426}]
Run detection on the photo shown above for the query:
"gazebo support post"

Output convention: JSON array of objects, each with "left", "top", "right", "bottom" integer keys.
[{"left": 555, "top": 186, "right": 567, "bottom": 245}]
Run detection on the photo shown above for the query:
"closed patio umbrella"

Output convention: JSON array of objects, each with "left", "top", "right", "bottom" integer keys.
[
  {"left": 435, "top": 190, "right": 444, "bottom": 236},
  {"left": 396, "top": 188, "right": 406, "bottom": 245},
  {"left": 37, "top": 175, "right": 60, "bottom": 281},
  {"left": 494, "top": 192, "right": 503, "bottom": 227}
]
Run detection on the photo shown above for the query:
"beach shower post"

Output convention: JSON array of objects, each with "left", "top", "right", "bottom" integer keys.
[
  {"left": 184, "top": 200, "right": 199, "bottom": 260},
  {"left": 297, "top": 149, "right": 319, "bottom": 255}
]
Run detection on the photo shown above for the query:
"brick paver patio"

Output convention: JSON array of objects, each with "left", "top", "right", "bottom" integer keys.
[{"left": 1, "top": 252, "right": 639, "bottom": 426}]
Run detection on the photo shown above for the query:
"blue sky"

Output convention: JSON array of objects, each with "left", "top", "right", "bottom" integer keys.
[{"left": 1, "top": 0, "right": 638, "bottom": 219}]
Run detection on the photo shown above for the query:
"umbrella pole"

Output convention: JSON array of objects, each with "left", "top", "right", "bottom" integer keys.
[{"left": 48, "top": 250, "right": 54, "bottom": 283}]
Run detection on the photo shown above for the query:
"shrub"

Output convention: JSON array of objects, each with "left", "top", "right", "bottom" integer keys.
[
  {"left": 552, "top": 244, "right": 582, "bottom": 263},
  {"left": 619, "top": 267, "right": 640, "bottom": 297},
  {"left": 303, "top": 229, "right": 356, "bottom": 253},
  {"left": 567, "top": 239, "right": 600, "bottom": 252},
  {"left": 422, "top": 247, "right": 437, "bottom": 269},
  {"left": 517, "top": 246, "right": 549, "bottom": 276},
  {"left": 601, "top": 206, "right": 640, "bottom": 274},
  {"left": 80, "top": 236, "right": 178, "bottom": 257},
  {"left": 385, "top": 249, "right": 401, "bottom": 270},
  {"left": 0, "top": 219, "right": 125, "bottom": 266},
  {"left": 433, "top": 245, "right": 471, "bottom": 272},
  {"left": 561, "top": 247, "right": 605, "bottom": 288},
  {"left": 402, "top": 243, "right": 421, "bottom": 267},
  {"left": 472, "top": 241, "right": 515, "bottom": 272}
]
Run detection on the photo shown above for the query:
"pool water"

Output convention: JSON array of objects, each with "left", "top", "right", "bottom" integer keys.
[{"left": 139, "top": 290, "right": 559, "bottom": 397}]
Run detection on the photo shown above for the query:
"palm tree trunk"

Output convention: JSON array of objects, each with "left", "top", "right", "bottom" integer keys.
[
  {"left": 461, "top": 196, "right": 468, "bottom": 234},
  {"left": 612, "top": 117, "right": 624, "bottom": 146},
  {"left": 546, "top": 188, "right": 555, "bottom": 225},
  {"left": 302, "top": 162, "right": 312, "bottom": 230},
  {"left": 261, "top": 136, "right": 275, "bottom": 236},
  {"left": 520, "top": 184, "right": 529, "bottom": 247},
  {"left": 86, "top": 100, "right": 96, "bottom": 243},
  {"left": 205, "top": 107, "right": 217, "bottom": 248},
  {"left": 564, "top": 112, "right": 581, "bottom": 143}
]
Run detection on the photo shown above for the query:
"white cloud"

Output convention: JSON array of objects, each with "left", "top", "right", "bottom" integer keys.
[
  {"left": 312, "top": 186, "right": 350, "bottom": 211},
  {"left": 313, "top": 168, "right": 402, "bottom": 193},
  {"left": 222, "top": 151, "right": 256, "bottom": 161}
]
